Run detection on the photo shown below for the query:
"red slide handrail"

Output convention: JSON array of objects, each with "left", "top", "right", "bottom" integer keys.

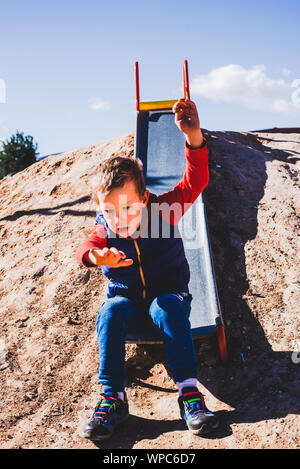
[
  {"left": 183, "top": 59, "right": 190, "bottom": 100},
  {"left": 134, "top": 61, "right": 140, "bottom": 111}
]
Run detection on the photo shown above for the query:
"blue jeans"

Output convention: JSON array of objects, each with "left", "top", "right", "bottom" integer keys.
[{"left": 95, "top": 293, "right": 198, "bottom": 394}]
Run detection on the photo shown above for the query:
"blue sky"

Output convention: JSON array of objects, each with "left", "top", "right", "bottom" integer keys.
[{"left": 1, "top": 0, "right": 300, "bottom": 157}]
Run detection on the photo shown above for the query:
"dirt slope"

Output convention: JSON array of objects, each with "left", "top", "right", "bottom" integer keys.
[{"left": 0, "top": 129, "right": 299, "bottom": 449}]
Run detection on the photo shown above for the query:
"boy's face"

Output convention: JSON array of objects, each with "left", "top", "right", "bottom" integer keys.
[{"left": 97, "top": 179, "right": 150, "bottom": 238}]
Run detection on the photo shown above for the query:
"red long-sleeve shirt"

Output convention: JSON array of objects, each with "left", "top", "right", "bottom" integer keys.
[{"left": 75, "top": 139, "right": 209, "bottom": 268}]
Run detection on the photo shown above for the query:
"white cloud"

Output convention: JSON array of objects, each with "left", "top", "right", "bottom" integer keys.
[
  {"left": 0, "top": 79, "right": 6, "bottom": 104},
  {"left": 88, "top": 98, "right": 111, "bottom": 111},
  {"left": 191, "top": 64, "right": 300, "bottom": 113}
]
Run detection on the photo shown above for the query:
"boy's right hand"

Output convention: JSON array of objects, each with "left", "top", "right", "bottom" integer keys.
[{"left": 88, "top": 247, "right": 134, "bottom": 268}]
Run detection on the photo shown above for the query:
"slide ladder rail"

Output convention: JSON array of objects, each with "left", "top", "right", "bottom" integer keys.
[{"left": 134, "top": 60, "right": 190, "bottom": 111}]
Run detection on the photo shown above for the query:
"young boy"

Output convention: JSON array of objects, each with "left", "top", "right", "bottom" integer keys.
[{"left": 75, "top": 99, "right": 219, "bottom": 440}]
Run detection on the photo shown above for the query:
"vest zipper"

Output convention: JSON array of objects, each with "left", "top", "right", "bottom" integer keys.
[{"left": 133, "top": 239, "right": 147, "bottom": 300}]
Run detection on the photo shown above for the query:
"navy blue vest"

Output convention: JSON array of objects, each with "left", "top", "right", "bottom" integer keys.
[{"left": 95, "top": 193, "right": 190, "bottom": 308}]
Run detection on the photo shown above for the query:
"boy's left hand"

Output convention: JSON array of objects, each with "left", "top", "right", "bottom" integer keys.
[{"left": 173, "top": 99, "right": 203, "bottom": 147}]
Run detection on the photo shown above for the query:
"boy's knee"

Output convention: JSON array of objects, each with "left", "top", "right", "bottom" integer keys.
[
  {"left": 149, "top": 293, "right": 186, "bottom": 323},
  {"left": 150, "top": 293, "right": 184, "bottom": 310},
  {"left": 96, "top": 296, "right": 134, "bottom": 326}
]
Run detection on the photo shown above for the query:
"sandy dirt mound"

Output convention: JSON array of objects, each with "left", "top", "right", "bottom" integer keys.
[{"left": 0, "top": 129, "right": 299, "bottom": 449}]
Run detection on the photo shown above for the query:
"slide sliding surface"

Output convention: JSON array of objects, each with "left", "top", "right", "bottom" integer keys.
[{"left": 126, "top": 110, "right": 225, "bottom": 353}]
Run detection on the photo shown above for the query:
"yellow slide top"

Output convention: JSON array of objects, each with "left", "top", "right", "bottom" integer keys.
[{"left": 139, "top": 99, "right": 177, "bottom": 111}]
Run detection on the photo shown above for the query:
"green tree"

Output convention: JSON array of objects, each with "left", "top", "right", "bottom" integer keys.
[{"left": 0, "top": 131, "right": 39, "bottom": 179}]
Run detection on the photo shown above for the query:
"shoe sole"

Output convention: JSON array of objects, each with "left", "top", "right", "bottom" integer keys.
[
  {"left": 188, "top": 419, "right": 219, "bottom": 435},
  {"left": 82, "top": 413, "right": 130, "bottom": 441}
]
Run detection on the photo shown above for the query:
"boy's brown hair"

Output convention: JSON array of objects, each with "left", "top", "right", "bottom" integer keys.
[{"left": 93, "top": 155, "right": 146, "bottom": 205}]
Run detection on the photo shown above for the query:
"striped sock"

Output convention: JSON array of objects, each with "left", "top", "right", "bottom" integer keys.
[
  {"left": 176, "top": 378, "right": 198, "bottom": 396},
  {"left": 104, "top": 391, "right": 125, "bottom": 401}
]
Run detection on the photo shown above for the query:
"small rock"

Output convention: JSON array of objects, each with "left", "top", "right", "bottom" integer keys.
[
  {"left": 73, "top": 271, "right": 90, "bottom": 286},
  {"left": 51, "top": 405, "right": 63, "bottom": 416},
  {"left": 15, "top": 316, "right": 29, "bottom": 324},
  {"left": 25, "top": 391, "right": 37, "bottom": 401},
  {"left": 0, "top": 363, "right": 9, "bottom": 371},
  {"left": 44, "top": 249, "right": 53, "bottom": 258},
  {"left": 17, "top": 322, "right": 27, "bottom": 328},
  {"left": 65, "top": 317, "right": 80, "bottom": 326},
  {"left": 32, "top": 265, "right": 46, "bottom": 279}
]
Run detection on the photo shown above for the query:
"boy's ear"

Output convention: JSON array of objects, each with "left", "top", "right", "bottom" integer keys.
[{"left": 143, "top": 189, "right": 150, "bottom": 204}]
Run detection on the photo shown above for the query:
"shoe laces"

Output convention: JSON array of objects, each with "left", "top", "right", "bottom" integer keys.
[
  {"left": 93, "top": 395, "right": 122, "bottom": 421},
  {"left": 182, "top": 391, "right": 206, "bottom": 416}
]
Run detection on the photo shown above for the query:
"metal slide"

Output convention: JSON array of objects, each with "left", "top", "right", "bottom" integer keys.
[{"left": 125, "top": 61, "right": 228, "bottom": 362}]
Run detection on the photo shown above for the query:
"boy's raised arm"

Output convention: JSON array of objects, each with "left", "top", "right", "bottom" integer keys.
[{"left": 154, "top": 99, "right": 209, "bottom": 225}]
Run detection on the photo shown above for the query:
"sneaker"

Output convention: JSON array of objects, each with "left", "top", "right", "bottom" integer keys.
[
  {"left": 178, "top": 387, "right": 219, "bottom": 435},
  {"left": 82, "top": 393, "right": 129, "bottom": 440}
]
